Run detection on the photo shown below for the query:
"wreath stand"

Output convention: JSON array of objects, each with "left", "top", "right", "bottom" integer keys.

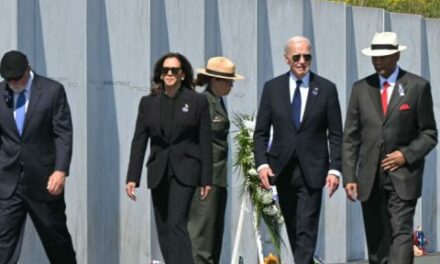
[{"left": 231, "top": 193, "right": 265, "bottom": 264}]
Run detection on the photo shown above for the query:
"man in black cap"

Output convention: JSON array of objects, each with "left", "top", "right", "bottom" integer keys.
[{"left": 0, "top": 50, "right": 76, "bottom": 263}]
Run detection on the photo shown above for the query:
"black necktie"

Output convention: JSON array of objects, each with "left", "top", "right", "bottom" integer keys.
[
  {"left": 220, "top": 98, "right": 227, "bottom": 113},
  {"left": 292, "top": 79, "right": 302, "bottom": 129}
]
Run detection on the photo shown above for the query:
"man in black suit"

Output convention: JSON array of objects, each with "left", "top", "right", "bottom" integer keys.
[
  {"left": 0, "top": 51, "right": 76, "bottom": 263},
  {"left": 254, "top": 36, "right": 342, "bottom": 264},
  {"left": 343, "top": 32, "right": 437, "bottom": 264}
]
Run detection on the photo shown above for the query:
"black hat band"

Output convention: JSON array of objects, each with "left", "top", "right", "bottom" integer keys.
[
  {"left": 371, "top": 44, "right": 398, "bottom": 50},
  {"left": 206, "top": 68, "right": 235, "bottom": 78}
]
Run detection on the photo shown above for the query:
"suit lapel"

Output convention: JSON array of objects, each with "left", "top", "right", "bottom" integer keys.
[
  {"left": 0, "top": 84, "right": 18, "bottom": 135},
  {"left": 366, "top": 75, "right": 384, "bottom": 121},
  {"left": 384, "top": 70, "right": 407, "bottom": 123},
  {"left": 279, "top": 73, "right": 296, "bottom": 130},
  {"left": 23, "top": 76, "right": 43, "bottom": 134},
  {"left": 170, "top": 88, "right": 191, "bottom": 142},
  {"left": 301, "top": 73, "right": 319, "bottom": 127},
  {"left": 151, "top": 92, "right": 162, "bottom": 136}
]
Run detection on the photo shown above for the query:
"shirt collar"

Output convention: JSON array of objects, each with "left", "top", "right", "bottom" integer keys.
[
  {"left": 379, "top": 67, "right": 399, "bottom": 87},
  {"left": 289, "top": 71, "right": 310, "bottom": 87}
]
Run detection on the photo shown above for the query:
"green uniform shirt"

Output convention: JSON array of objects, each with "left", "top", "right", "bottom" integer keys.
[{"left": 204, "top": 90, "right": 229, "bottom": 187}]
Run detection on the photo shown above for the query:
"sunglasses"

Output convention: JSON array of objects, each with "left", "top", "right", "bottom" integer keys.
[
  {"left": 161, "top": 67, "right": 181, "bottom": 75},
  {"left": 215, "top": 78, "right": 234, "bottom": 84},
  {"left": 292, "top": 54, "right": 312, "bottom": 62}
]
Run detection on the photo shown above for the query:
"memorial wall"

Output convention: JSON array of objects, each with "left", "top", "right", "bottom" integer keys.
[{"left": 0, "top": 0, "right": 439, "bottom": 263}]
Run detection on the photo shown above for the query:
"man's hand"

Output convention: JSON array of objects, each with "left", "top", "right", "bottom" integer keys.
[
  {"left": 125, "top": 182, "right": 137, "bottom": 201},
  {"left": 325, "top": 174, "right": 339, "bottom": 198},
  {"left": 259, "top": 167, "right": 275, "bottom": 189},
  {"left": 381, "top": 150, "right": 406, "bottom": 172},
  {"left": 345, "top": 183, "right": 358, "bottom": 202},
  {"left": 47, "top": 170, "right": 66, "bottom": 196},
  {"left": 200, "top": 185, "right": 211, "bottom": 200}
]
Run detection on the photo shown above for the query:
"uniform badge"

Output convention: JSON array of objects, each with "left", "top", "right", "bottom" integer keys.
[{"left": 212, "top": 115, "right": 223, "bottom": 123}]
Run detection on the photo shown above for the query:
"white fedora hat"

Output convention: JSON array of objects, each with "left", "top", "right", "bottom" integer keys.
[
  {"left": 362, "top": 32, "right": 407, "bottom": 57},
  {"left": 196, "top": 56, "right": 244, "bottom": 80}
]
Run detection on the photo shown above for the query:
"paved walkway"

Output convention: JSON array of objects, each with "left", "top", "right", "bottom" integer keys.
[{"left": 339, "top": 253, "right": 440, "bottom": 264}]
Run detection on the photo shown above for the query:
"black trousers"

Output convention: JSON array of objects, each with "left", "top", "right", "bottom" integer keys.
[
  {"left": 0, "top": 174, "right": 76, "bottom": 264},
  {"left": 276, "top": 159, "right": 322, "bottom": 264},
  {"left": 362, "top": 170, "right": 417, "bottom": 264},
  {"left": 152, "top": 176, "right": 196, "bottom": 264}
]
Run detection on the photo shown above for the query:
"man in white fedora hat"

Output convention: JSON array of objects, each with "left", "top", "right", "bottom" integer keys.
[
  {"left": 254, "top": 36, "right": 342, "bottom": 264},
  {"left": 188, "top": 56, "right": 243, "bottom": 264},
  {"left": 343, "top": 32, "right": 437, "bottom": 263}
]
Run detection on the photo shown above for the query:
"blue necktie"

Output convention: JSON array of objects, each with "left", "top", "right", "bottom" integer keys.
[
  {"left": 292, "top": 79, "right": 302, "bottom": 129},
  {"left": 15, "top": 91, "right": 26, "bottom": 136}
]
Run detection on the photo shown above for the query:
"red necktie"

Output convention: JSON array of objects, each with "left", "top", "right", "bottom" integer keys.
[{"left": 382, "top": 81, "right": 390, "bottom": 115}]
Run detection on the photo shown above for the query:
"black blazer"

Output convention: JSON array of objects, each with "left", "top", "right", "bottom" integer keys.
[
  {"left": 253, "top": 72, "right": 342, "bottom": 188},
  {"left": 126, "top": 88, "right": 213, "bottom": 189},
  {"left": 343, "top": 69, "right": 437, "bottom": 201},
  {"left": 0, "top": 74, "right": 73, "bottom": 200}
]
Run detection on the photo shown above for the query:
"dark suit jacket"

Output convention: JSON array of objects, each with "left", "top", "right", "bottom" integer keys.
[
  {"left": 342, "top": 69, "right": 437, "bottom": 201},
  {"left": 253, "top": 72, "right": 342, "bottom": 188},
  {"left": 0, "top": 74, "right": 73, "bottom": 201},
  {"left": 204, "top": 90, "right": 229, "bottom": 187},
  {"left": 126, "top": 88, "right": 213, "bottom": 189}
]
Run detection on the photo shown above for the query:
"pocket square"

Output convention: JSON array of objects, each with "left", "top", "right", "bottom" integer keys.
[{"left": 399, "top": 103, "right": 410, "bottom": 111}]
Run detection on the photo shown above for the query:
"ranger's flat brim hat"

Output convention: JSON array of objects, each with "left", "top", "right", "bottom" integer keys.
[
  {"left": 362, "top": 32, "right": 407, "bottom": 57},
  {"left": 0, "top": 50, "right": 29, "bottom": 79},
  {"left": 197, "top": 56, "right": 244, "bottom": 80}
]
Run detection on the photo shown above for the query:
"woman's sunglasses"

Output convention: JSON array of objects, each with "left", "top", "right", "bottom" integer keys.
[{"left": 161, "top": 67, "right": 181, "bottom": 75}]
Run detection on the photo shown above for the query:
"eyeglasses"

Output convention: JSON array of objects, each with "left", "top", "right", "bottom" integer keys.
[
  {"left": 161, "top": 67, "right": 181, "bottom": 75},
  {"left": 291, "top": 54, "right": 312, "bottom": 62}
]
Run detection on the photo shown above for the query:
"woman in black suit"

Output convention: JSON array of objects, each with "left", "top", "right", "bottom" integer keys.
[{"left": 125, "top": 53, "right": 212, "bottom": 264}]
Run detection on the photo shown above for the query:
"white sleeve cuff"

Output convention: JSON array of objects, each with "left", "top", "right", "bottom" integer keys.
[
  {"left": 328, "top": 169, "right": 342, "bottom": 178},
  {"left": 257, "top": 164, "right": 270, "bottom": 172}
]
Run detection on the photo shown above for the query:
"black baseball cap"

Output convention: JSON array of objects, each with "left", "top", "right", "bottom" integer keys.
[{"left": 0, "top": 50, "right": 29, "bottom": 80}]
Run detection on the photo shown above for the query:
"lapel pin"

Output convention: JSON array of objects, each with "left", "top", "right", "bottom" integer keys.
[
  {"left": 312, "top": 87, "right": 319, "bottom": 96},
  {"left": 398, "top": 83, "right": 405, "bottom": 97},
  {"left": 182, "top": 103, "right": 189, "bottom": 112}
]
